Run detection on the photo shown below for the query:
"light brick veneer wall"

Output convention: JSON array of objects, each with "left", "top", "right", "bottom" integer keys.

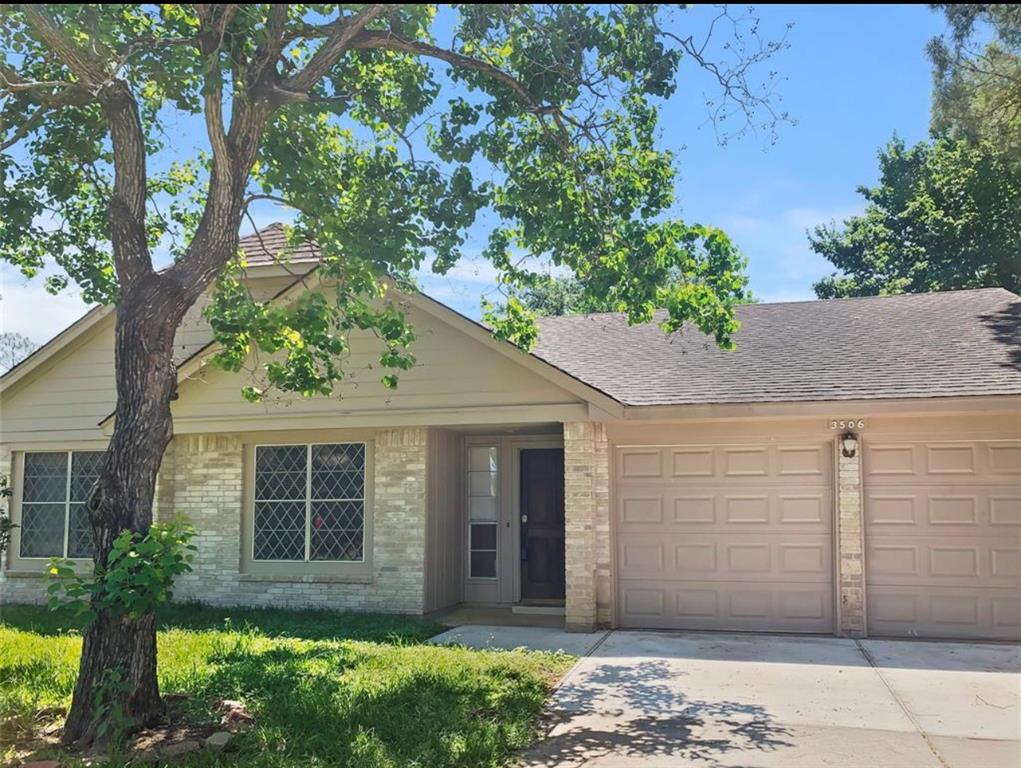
[
  {"left": 563, "top": 421, "right": 610, "bottom": 632},
  {"left": 836, "top": 437, "right": 866, "bottom": 636},
  {"left": 2, "top": 428, "right": 431, "bottom": 613}
]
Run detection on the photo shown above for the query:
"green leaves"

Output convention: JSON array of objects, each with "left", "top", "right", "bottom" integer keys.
[
  {"left": 2, "top": 4, "right": 787, "bottom": 403},
  {"left": 811, "top": 137, "right": 1021, "bottom": 297},
  {"left": 45, "top": 514, "right": 197, "bottom": 621},
  {"left": 929, "top": 5, "right": 1021, "bottom": 166}
]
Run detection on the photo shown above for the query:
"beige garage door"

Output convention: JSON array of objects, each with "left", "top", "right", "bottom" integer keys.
[
  {"left": 865, "top": 438, "right": 1021, "bottom": 640},
  {"left": 615, "top": 441, "right": 835, "bottom": 632}
]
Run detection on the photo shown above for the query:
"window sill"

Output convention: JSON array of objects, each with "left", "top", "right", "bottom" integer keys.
[
  {"left": 2, "top": 570, "right": 46, "bottom": 579},
  {"left": 238, "top": 573, "right": 373, "bottom": 585}
]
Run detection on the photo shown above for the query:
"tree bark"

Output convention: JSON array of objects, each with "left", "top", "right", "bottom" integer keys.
[{"left": 62, "top": 275, "right": 185, "bottom": 747}]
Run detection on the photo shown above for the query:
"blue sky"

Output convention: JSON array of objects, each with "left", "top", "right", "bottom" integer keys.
[{"left": 1, "top": 4, "right": 948, "bottom": 344}]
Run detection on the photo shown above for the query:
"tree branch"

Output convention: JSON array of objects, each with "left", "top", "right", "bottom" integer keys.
[
  {"left": 17, "top": 5, "right": 108, "bottom": 88},
  {"left": 283, "top": 4, "right": 390, "bottom": 93},
  {"left": 16, "top": 5, "right": 154, "bottom": 284},
  {"left": 347, "top": 29, "right": 551, "bottom": 116}
]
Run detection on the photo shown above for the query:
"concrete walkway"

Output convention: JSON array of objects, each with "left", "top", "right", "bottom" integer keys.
[
  {"left": 519, "top": 630, "right": 1021, "bottom": 768},
  {"left": 430, "top": 624, "right": 608, "bottom": 655}
]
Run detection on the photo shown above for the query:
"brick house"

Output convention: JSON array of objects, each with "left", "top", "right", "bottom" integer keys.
[{"left": 2, "top": 224, "right": 1019, "bottom": 640}]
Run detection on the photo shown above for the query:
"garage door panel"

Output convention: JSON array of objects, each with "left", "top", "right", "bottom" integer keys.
[
  {"left": 866, "top": 440, "right": 1021, "bottom": 485},
  {"left": 868, "top": 539, "right": 1018, "bottom": 588},
  {"left": 619, "top": 534, "right": 832, "bottom": 583},
  {"left": 990, "top": 495, "right": 1021, "bottom": 525},
  {"left": 618, "top": 444, "right": 830, "bottom": 484},
  {"left": 619, "top": 580, "right": 834, "bottom": 633},
  {"left": 868, "top": 586, "right": 1021, "bottom": 640},
  {"left": 617, "top": 485, "right": 832, "bottom": 533},
  {"left": 615, "top": 439, "right": 834, "bottom": 633},
  {"left": 866, "top": 486, "right": 1020, "bottom": 530},
  {"left": 866, "top": 437, "right": 1021, "bottom": 640}
]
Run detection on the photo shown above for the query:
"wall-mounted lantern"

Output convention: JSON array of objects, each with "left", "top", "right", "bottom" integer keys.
[{"left": 841, "top": 431, "right": 858, "bottom": 459}]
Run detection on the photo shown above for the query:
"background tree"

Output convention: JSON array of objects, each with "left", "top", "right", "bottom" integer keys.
[
  {"left": 0, "top": 4, "right": 785, "bottom": 746},
  {"left": 513, "top": 273, "right": 757, "bottom": 316},
  {"left": 0, "top": 330, "right": 38, "bottom": 372},
  {"left": 811, "top": 6, "right": 1021, "bottom": 300},
  {"left": 928, "top": 4, "right": 1021, "bottom": 164},
  {"left": 810, "top": 137, "right": 1020, "bottom": 298}
]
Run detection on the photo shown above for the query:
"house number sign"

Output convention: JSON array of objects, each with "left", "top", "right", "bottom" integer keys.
[{"left": 829, "top": 419, "right": 865, "bottom": 430}]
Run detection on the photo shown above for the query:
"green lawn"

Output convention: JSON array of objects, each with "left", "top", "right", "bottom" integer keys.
[{"left": 0, "top": 603, "right": 573, "bottom": 767}]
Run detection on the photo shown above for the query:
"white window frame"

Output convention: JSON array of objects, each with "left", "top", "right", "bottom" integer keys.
[
  {"left": 467, "top": 444, "right": 499, "bottom": 580},
  {"left": 251, "top": 441, "right": 367, "bottom": 564},
  {"left": 17, "top": 449, "right": 102, "bottom": 560}
]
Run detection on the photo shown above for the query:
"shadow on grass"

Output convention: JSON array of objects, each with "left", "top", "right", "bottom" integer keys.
[
  {"left": 198, "top": 641, "right": 550, "bottom": 767},
  {"left": 0, "top": 602, "right": 441, "bottom": 644}
]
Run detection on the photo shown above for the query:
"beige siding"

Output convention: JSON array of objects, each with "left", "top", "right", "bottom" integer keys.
[
  {"left": 171, "top": 302, "right": 580, "bottom": 429},
  {"left": 0, "top": 275, "right": 295, "bottom": 445},
  {"left": 424, "top": 428, "right": 463, "bottom": 613},
  {"left": 1, "top": 316, "right": 117, "bottom": 443}
]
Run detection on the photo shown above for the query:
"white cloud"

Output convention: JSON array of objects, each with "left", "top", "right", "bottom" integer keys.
[
  {"left": 0, "top": 266, "right": 91, "bottom": 346},
  {"left": 714, "top": 201, "right": 865, "bottom": 303}
]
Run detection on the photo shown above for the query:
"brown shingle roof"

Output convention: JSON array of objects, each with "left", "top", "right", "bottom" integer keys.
[
  {"left": 230, "top": 224, "right": 1021, "bottom": 406},
  {"left": 237, "top": 223, "right": 320, "bottom": 266},
  {"left": 533, "top": 288, "right": 1021, "bottom": 405}
]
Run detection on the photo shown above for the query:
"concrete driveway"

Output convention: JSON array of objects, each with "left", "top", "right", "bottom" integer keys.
[{"left": 521, "top": 631, "right": 1021, "bottom": 768}]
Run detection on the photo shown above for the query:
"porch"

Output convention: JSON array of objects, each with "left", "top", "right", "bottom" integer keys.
[{"left": 426, "top": 422, "right": 608, "bottom": 632}]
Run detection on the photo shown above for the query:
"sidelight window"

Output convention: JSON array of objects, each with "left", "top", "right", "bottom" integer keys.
[{"left": 467, "top": 445, "right": 498, "bottom": 578}]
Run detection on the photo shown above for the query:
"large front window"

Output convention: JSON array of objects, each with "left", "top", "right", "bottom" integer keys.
[
  {"left": 19, "top": 451, "right": 104, "bottom": 559},
  {"left": 253, "top": 443, "right": 365, "bottom": 562}
]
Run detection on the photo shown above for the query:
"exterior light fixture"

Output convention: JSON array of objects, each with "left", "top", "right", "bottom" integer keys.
[{"left": 841, "top": 431, "right": 858, "bottom": 459}]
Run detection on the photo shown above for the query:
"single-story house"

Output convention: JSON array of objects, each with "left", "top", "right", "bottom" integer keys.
[{"left": 2, "top": 223, "right": 1019, "bottom": 640}]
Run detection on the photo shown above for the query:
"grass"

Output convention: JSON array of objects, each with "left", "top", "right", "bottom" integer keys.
[{"left": 0, "top": 603, "right": 574, "bottom": 768}]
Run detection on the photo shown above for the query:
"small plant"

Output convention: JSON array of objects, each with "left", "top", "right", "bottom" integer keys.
[
  {"left": 46, "top": 514, "right": 197, "bottom": 621},
  {"left": 0, "top": 473, "right": 16, "bottom": 555},
  {"left": 93, "top": 667, "right": 134, "bottom": 752}
]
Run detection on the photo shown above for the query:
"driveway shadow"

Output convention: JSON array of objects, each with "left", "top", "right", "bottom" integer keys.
[{"left": 522, "top": 659, "right": 792, "bottom": 767}]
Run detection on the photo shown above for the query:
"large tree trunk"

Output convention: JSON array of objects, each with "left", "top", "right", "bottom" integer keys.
[{"left": 62, "top": 276, "right": 184, "bottom": 748}]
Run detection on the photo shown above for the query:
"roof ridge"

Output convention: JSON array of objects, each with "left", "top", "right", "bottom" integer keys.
[
  {"left": 536, "top": 286, "right": 1018, "bottom": 324},
  {"left": 736, "top": 286, "right": 1015, "bottom": 308}
]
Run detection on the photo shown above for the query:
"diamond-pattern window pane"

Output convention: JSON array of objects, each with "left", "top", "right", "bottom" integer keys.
[
  {"left": 20, "top": 503, "right": 64, "bottom": 558},
  {"left": 70, "top": 451, "right": 104, "bottom": 503},
  {"left": 255, "top": 445, "right": 307, "bottom": 501},
  {"left": 310, "top": 500, "right": 363, "bottom": 561},
  {"left": 23, "top": 453, "right": 68, "bottom": 503},
  {"left": 311, "top": 444, "right": 364, "bottom": 500},
  {"left": 67, "top": 503, "right": 95, "bottom": 559},
  {"left": 253, "top": 501, "right": 305, "bottom": 560}
]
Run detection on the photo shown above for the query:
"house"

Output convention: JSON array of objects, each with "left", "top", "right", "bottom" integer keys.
[{"left": 2, "top": 223, "right": 1019, "bottom": 641}]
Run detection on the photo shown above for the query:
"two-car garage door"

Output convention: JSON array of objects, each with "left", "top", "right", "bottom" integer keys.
[
  {"left": 614, "top": 434, "right": 1020, "bottom": 639},
  {"left": 615, "top": 440, "right": 835, "bottom": 633}
]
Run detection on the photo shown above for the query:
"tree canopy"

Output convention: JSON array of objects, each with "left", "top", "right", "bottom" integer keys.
[
  {"left": 810, "top": 137, "right": 1020, "bottom": 298},
  {"left": 1, "top": 4, "right": 779, "bottom": 405},
  {"left": 810, "top": 6, "right": 1021, "bottom": 300},
  {"left": 928, "top": 3, "right": 1021, "bottom": 165},
  {"left": 0, "top": 330, "right": 38, "bottom": 372},
  {"left": 513, "top": 272, "right": 758, "bottom": 317},
  {"left": 0, "top": 4, "right": 787, "bottom": 746}
]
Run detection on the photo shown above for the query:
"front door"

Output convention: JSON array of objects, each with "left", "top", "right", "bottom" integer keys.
[{"left": 520, "top": 448, "right": 566, "bottom": 600}]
